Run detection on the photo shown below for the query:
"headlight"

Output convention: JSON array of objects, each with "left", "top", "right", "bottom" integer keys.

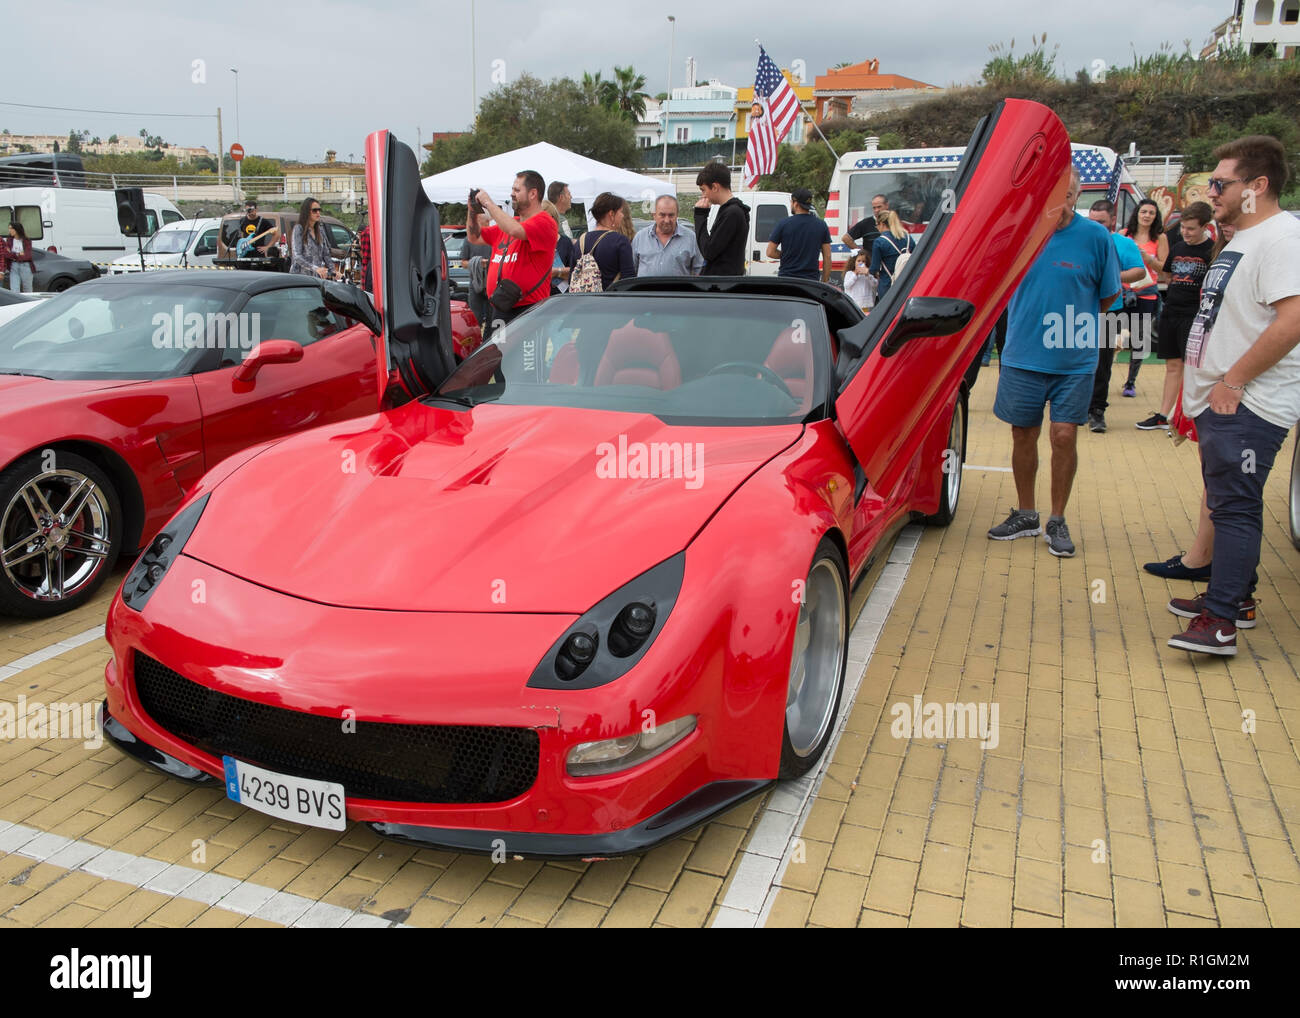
[
  {"left": 527, "top": 553, "right": 684, "bottom": 691},
  {"left": 120, "top": 494, "right": 209, "bottom": 611},
  {"left": 566, "top": 715, "right": 697, "bottom": 776}
]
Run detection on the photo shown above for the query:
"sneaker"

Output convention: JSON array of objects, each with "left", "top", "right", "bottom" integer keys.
[
  {"left": 1044, "top": 517, "right": 1076, "bottom": 557},
  {"left": 1087, "top": 411, "right": 1106, "bottom": 433},
  {"left": 1167, "top": 593, "right": 1257, "bottom": 629},
  {"left": 1143, "top": 553, "right": 1213, "bottom": 581},
  {"left": 1168, "top": 611, "right": 1237, "bottom": 656},
  {"left": 1121, "top": 383, "right": 1136, "bottom": 398},
  {"left": 988, "top": 509, "right": 1041, "bottom": 541},
  {"left": 1135, "top": 412, "right": 1168, "bottom": 430}
]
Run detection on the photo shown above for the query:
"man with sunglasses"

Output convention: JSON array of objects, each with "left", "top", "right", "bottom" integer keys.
[
  {"left": 236, "top": 199, "right": 272, "bottom": 259},
  {"left": 1167, "top": 135, "right": 1300, "bottom": 656}
]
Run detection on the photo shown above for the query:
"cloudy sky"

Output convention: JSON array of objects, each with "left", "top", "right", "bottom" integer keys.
[{"left": 7, "top": 0, "right": 1230, "bottom": 163}]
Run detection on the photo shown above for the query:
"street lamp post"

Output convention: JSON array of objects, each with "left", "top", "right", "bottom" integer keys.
[
  {"left": 661, "top": 15, "right": 675, "bottom": 173},
  {"left": 229, "top": 67, "right": 241, "bottom": 198}
]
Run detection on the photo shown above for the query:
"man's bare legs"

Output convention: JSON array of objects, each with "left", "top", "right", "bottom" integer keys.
[
  {"left": 1010, "top": 422, "right": 1079, "bottom": 518},
  {"left": 1182, "top": 488, "right": 1214, "bottom": 568},
  {"left": 1159, "top": 358, "right": 1183, "bottom": 419}
]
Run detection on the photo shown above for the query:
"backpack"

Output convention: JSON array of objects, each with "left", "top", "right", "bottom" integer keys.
[
  {"left": 570, "top": 231, "right": 612, "bottom": 293},
  {"left": 883, "top": 234, "right": 914, "bottom": 281}
]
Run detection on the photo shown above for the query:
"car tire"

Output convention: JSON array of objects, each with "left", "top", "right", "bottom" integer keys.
[
  {"left": 1289, "top": 433, "right": 1300, "bottom": 552},
  {"left": 48, "top": 277, "right": 74, "bottom": 293},
  {"left": 924, "top": 393, "right": 967, "bottom": 527},
  {"left": 779, "top": 538, "right": 848, "bottom": 779},
  {"left": 0, "top": 451, "right": 122, "bottom": 618}
]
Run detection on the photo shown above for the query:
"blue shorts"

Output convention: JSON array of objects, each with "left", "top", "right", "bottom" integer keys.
[{"left": 993, "top": 365, "right": 1092, "bottom": 427}]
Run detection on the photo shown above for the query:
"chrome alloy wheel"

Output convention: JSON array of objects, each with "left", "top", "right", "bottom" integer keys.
[
  {"left": 2, "top": 468, "right": 113, "bottom": 604},
  {"left": 945, "top": 401, "right": 964, "bottom": 519},
  {"left": 785, "top": 557, "right": 847, "bottom": 758}
]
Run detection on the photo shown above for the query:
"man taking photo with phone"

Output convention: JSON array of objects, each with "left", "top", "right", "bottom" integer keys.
[{"left": 466, "top": 170, "right": 558, "bottom": 338}]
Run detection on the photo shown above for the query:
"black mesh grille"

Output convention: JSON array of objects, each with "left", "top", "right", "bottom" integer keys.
[{"left": 132, "top": 652, "right": 539, "bottom": 804}]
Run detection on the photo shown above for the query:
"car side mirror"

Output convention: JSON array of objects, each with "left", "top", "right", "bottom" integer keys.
[
  {"left": 880, "top": 297, "right": 975, "bottom": 357},
  {"left": 232, "top": 338, "right": 303, "bottom": 383},
  {"left": 322, "top": 280, "right": 380, "bottom": 335}
]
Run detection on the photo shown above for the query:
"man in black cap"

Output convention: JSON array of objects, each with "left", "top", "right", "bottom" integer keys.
[
  {"left": 235, "top": 199, "right": 273, "bottom": 259},
  {"left": 765, "top": 188, "right": 832, "bottom": 281}
]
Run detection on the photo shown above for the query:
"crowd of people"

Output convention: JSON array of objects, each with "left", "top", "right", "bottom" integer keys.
[{"left": 984, "top": 134, "right": 1300, "bottom": 659}]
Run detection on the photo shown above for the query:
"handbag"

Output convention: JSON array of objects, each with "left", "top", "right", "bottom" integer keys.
[{"left": 489, "top": 238, "right": 550, "bottom": 313}]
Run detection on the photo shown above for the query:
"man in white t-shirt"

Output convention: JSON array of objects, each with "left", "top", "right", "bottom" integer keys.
[{"left": 1167, "top": 135, "right": 1300, "bottom": 656}]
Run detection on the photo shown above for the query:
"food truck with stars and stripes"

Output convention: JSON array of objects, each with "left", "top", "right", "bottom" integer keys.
[{"left": 825, "top": 141, "right": 1143, "bottom": 277}]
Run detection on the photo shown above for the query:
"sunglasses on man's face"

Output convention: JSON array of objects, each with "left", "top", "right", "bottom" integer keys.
[{"left": 1207, "top": 177, "right": 1250, "bottom": 195}]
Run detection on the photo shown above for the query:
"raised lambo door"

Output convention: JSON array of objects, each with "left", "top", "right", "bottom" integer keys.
[{"left": 833, "top": 98, "right": 1072, "bottom": 503}]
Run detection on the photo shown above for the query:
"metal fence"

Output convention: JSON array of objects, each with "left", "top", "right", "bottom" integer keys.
[{"left": 0, "top": 167, "right": 360, "bottom": 204}]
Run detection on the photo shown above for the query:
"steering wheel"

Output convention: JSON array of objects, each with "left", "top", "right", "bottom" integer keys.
[{"left": 706, "top": 360, "right": 795, "bottom": 400}]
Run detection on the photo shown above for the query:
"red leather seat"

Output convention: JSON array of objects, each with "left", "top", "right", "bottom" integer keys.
[
  {"left": 548, "top": 342, "right": 580, "bottom": 384},
  {"left": 764, "top": 327, "right": 814, "bottom": 405},
  {"left": 594, "top": 321, "right": 681, "bottom": 389}
]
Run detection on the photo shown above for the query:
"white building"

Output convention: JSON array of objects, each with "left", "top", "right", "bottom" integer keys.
[{"left": 1204, "top": 0, "right": 1300, "bottom": 58}]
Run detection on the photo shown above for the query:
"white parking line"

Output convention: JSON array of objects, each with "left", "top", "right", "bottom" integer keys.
[
  {"left": 0, "top": 626, "right": 105, "bottom": 683},
  {"left": 711, "top": 525, "right": 922, "bottom": 928},
  {"left": 0, "top": 820, "right": 400, "bottom": 928},
  {"left": 962, "top": 464, "right": 1013, "bottom": 473}
]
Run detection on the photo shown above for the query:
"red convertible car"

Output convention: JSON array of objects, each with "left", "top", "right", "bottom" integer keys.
[
  {"left": 0, "top": 272, "right": 480, "bottom": 618},
  {"left": 102, "top": 102, "right": 1070, "bottom": 856}
]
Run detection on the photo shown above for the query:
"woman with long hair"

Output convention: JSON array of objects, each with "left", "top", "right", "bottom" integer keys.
[
  {"left": 616, "top": 199, "right": 636, "bottom": 241},
  {"left": 1123, "top": 199, "right": 1169, "bottom": 407},
  {"left": 290, "top": 197, "right": 335, "bottom": 279},
  {"left": 869, "top": 210, "right": 915, "bottom": 301},
  {"left": 540, "top": 199, "right": 573, "bottom": 295},
  {"left": 5, "top": 222, "right": 35, "bottom": 293},
  {"left": 568, "top": 192, "right": 634, "bottom": 291}
]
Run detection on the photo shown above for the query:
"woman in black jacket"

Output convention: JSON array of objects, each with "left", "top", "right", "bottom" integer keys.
[{"left": 569, "top": 192, "right": 634, "bottom": 291}]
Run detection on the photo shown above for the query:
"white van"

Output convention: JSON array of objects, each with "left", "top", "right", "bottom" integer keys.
[
  {"left": 107, "top": 217, "right": 221, "bottom": 273},
  {"left": 0, "top": 187, "right": 183, "bottom": 265},
  {"left": 704, "top": 189, "right": 793, "bottom": 276},
  {"left": 824, "top": 141, "right": 1144, "bottom": 275}
]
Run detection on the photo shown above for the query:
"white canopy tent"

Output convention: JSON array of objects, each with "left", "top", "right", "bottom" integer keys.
[{"left": 421, "top": 142, "right": 674, "bottom": 212}]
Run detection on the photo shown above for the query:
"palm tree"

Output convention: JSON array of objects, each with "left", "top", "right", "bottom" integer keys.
[
  {"left": 609, "top": 65, "right": 649, "bottom": 122},
  {"left": 581, "top": 70, "right": 613, "bottom": 109}
]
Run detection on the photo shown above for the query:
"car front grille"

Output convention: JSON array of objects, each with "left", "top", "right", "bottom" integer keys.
[{"left": 132, "top": 652, "right": 539, "bottom": 804}]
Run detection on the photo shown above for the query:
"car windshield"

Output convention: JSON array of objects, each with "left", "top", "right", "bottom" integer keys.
[
  {"left": 0, "top": 280, "right": 232, "bottom": 379},
  {"left": 434, "top": 294, "right": 827, "bottom": 423},
  {"left": 144, "top": 230, "right": 196, "bottom": 254}
]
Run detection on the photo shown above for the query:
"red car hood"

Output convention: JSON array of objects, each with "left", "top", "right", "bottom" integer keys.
[{"left": 183, "top": 401, "right": 801, "bottom": 612}]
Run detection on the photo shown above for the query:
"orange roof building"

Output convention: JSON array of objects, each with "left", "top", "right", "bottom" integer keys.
[{"left": 812, "top": 59, "right": 940, "bottom": 122}]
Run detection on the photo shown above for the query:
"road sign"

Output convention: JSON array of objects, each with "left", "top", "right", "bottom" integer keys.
[{"left": 230, "top": 143, "right": 245, "bottom": 162}]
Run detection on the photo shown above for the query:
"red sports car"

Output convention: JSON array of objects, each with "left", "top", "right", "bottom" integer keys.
[
  {"left": 0, "top": 271, "right": 479, "bottom": 618},
  {"left": 102, "top": 102, "right": 1069, "bottom": 856}
]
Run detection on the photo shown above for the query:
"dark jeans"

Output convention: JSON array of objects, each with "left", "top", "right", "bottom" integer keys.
[
  {"left": 1198, "top": 404, "right": 1289, "bottom": 620},
  {"left": 1122, "top": 292, "right": 1159, "bottom": 387},
  {"left": 1090, "top": 347, "right": 1115, "bottom": 415}
]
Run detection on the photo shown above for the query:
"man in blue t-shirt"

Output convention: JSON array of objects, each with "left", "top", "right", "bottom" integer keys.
[
  {"left": 988, "top": 167, "right": 1121, "bottom": 557},
  {"left": 766, "top": 188, "right": 831, "bottom": 281}
]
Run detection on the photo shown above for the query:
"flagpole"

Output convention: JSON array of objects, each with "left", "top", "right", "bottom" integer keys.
[{"left": 804, "top": 109, "right": 840, "bottom": 162}]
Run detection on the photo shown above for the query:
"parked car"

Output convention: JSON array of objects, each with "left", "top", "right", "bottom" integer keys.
[
  {"left": 0, "top": 290, "right": 44, "bottom": 329},
  {"left": 108, "top": 218, "right": 220, "bottom": 273},
  {"left": 0, "top": 186, "right": 181, "bottom": 263},
  {"left": 216, "top": 210, "right": 354, "bottom": 271},
  {"left": 100, "top": 107, "right": 1068, "bottom": 855},
  {"left": 30, "top": 248, "right": 99, "bottom": 292}
]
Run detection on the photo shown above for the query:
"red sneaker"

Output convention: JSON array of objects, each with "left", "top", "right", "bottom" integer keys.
[
  {"left": 1168, "top": 611, "right": 1237, "bottom": 656},
  {"left": 1167, "top": 593, "right": 1257, "bottom": 629}
]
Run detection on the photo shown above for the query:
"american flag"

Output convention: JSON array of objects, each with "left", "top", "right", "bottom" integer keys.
[
  {"left": 1104, "top": 155, "right": 1123, "bottom": 206},
  {"left": 744, "top": 47, "right": 801, "bottom": 187}
]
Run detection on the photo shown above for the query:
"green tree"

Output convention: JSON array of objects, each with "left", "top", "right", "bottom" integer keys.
[
  {"left": 423, "top": 73, "right": 638, "bottom": 176},
  {"left": 609, "top": 65, "right": 649, "bottom": 122},
  {"left": 107, "top": 134, "right": 118, "bottom": 144}
]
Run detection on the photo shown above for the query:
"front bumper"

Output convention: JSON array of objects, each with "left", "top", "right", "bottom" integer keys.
[
  {"left": 103, "top": 552, "right": 776, "bottom": 856},
  {"left": 101, "top": 695, "right": 766, "bottom": 858}
]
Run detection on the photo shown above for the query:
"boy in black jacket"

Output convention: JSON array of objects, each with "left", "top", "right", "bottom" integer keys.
[{"left": 693, "top": 162, "right": 750, "bottom": 275}]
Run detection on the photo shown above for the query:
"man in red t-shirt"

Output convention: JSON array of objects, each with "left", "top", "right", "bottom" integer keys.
[{"left": 466, "top": 169, "right": 558, "bottom": 337}]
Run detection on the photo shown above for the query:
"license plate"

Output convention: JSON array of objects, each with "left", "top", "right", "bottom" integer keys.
[{"left": 223, "top": 757, "right": 346, "bottom": 831}]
